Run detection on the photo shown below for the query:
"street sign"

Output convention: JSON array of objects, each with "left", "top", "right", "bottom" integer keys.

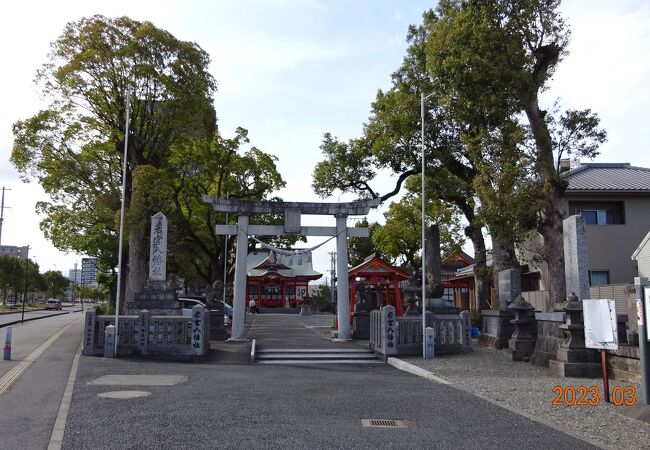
[{"left": 583, "top": 299, "right": 618, "bottom": 350}]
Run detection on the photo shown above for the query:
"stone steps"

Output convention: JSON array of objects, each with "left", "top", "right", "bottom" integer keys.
[{"left": 255, "top": 347, "right": 383, "bottom": 364}]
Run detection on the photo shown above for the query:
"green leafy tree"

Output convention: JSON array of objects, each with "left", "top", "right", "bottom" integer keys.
[
  {"left": 426, "top": 0, "right": 606, "bottom": 303},
  {"left": 373, "top": 185, "right": 464, "bottom": 273},
  {"left": 42, "top": 270, "right": 69, "bottom": 300},
  {"left": 311, "top": 284, "right": 332, "bottom": 313},
  {"left": 11, "top": 15, "right": 217, "bottom": 307},
  {"left": 347, "top": 218, "right": 381, "bottom": 268}
]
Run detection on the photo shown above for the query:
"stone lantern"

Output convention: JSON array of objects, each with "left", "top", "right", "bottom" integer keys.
[
  {"left": 549, "top": 292, "right": 599, "bottom": 377},
  {"left": 506, "top": 295, "right": 536, "bottom": 361}
]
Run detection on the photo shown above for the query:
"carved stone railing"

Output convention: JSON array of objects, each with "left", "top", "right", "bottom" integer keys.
[
  {"left": 83, "top": 306, "right": 210, "bottom": 358},
  {"left": 370, "top": 307, "right": 470, "bottom": 357}
]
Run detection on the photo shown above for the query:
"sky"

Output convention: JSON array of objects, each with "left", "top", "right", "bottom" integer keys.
[{"left": 0, "top": 0, "right": 648, "bottom": 280}]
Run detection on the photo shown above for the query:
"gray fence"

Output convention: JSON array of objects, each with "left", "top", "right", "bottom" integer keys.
[
  {"left": 370, "top": 306, "right": 470, "bottom": 357},
  {"left": 83, "top": 306, "right": 210, "bottom": 358}
]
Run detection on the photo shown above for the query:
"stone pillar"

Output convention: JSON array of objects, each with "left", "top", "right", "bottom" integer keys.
[
  {"left": 138, "top": 310, "right": 150, "bottom": 355},
  {"left": 83, "top": 308, "right": 96, "bottom": 356},
  {"left": 336, "top": 214, "right": 351, "bottom": 340},
  {"left": 424, "top": 327, "right": 435, "bottom": 359},
  {"left": 104, "top": 325, "right": 116, "bottom": 358},
  {"left": 381, "top": 305, "right": 397, "bottom": 356},
  {"left": 191, "top": 305, "right": 208, "bottom": 356},
  {"left": 549, "top": 293, "right": 599, "bottom": 377},
  {"left": 498, "top": 268, "right": 521, "bottom": 310},
  {"left": 460, "top": 310, "right": 471, "bottom": 351},
  {"left": 506, "top": 295, "right": 536, "bottom": 361},
  {"left": 563, "top": 215, "right": 590, "bottom": 301},
  {"left": 230, "top": 214, "right": 249, "bottom": 341}
]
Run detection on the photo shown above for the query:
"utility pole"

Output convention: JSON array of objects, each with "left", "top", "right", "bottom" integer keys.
[
  {"left": 0, "top": 187, "right": 11, "bottom": 247},
  {"left": 21, "top": 245, "right": 29, "bottom": 324},
  {"left": 329, "top": 251, "right": 336, "bottom": 308}
]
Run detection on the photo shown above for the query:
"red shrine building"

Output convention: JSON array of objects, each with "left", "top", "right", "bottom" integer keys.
[
  {"left": 346, "top": 255, "right": 410, "bottom": 317},
  {"left": 246, "top": 250, "right": 322, "bottom": 308}
]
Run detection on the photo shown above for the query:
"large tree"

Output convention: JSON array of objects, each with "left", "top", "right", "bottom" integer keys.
[
  {"left": 426, "top": 0, "right": 606, "bottom": 303},
  {"left": 12, "top": 15, "right": 217, "bottom": 306}
]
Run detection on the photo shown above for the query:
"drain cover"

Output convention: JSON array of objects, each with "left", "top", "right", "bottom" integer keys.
[{"left": 361, "top": 419, "right": 407, "bottom": 428}]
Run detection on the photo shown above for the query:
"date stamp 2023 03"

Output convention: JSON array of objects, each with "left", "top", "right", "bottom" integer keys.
[{"left": 552, "top": 385, "right": 637, "bottom": 406}]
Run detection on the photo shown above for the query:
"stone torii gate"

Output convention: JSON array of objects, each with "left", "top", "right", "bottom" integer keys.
[{"left": 202, "top": 196, "right": 380, "bottom": 341}]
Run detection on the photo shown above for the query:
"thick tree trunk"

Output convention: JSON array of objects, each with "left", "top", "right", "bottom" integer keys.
[
  {"left": 466, "top": 224, "right": 489, "bottom": 311},
  {"left": 525, "top": 96, "right": 567, "bottom": 305},
  {"left": 124, "top": 227, "right": 147, "bottom": 313},
  {"left": 491, "top": 235, "right": 519, "bottom": 305}
]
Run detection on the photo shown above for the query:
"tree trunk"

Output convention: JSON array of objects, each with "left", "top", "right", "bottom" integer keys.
[
  {"left": 124, "top": 227, "right": 147, "bottom": 313},
  {"left": 525, "top": 96, "right": 567, "bottom": 305},
  {"left": 466, "top": 223, "right": 489, "bottom": 311},
  {"left": 491, "top": 235, "right": 519, "bottom": 305}
]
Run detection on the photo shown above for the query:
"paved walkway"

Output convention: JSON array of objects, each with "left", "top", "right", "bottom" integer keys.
[{"left": 247, "top": 313, "right": 366, "bottom": 349}]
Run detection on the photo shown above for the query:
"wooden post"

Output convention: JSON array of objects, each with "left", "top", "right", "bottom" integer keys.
[{"left": 601, "top": 349, "right": 610, "bottom": 403}]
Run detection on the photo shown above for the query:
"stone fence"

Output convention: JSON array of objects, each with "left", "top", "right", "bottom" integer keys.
[
  {"left": 370, "top": 306, "right": 471, "bottom": 357},
  {"left": 82, "top": 305, "right": 210, "bottom": 359}
]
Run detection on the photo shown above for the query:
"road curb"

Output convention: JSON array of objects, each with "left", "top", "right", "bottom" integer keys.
[
  {"left": 0, "top": 311, "right": 71, "bottom": 328},
  {"left": 48, "top": 339, "right": 83, "bottom": 450},
  {"left": 387, "top": 356, "right": 609, "bottom": 450},
  {"left": 386, "top": 357, "right": 451, "bottom": 384}
]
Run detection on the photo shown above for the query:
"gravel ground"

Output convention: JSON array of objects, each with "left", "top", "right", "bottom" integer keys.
[{"left": 404, "top": 347, "right": 650, "bottom": 449}]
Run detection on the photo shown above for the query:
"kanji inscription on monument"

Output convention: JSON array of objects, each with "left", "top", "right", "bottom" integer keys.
[{"left": 149, "top": 212, "right": 168, "bottom": 281}]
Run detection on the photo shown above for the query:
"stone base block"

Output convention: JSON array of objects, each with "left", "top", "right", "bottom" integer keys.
[
  {"left": 549, "top": 360, "right": 601, "bottom": 378},
  {"left": 506, "top": 337, "right": 535, "bottom": 361}
]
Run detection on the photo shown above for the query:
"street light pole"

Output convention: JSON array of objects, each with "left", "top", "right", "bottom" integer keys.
[
  {"left": 421, "top": 91, "right": 434, "bottom": 358},
  {"left": 21, "top": 246, "right": 29, "bottom": 324},
  {"left": 114, "top": 87, "right": 132, "bottom": 356}
]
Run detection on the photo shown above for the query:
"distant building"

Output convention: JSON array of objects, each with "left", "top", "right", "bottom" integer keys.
[
  {"left": 68, "top": 268, "right": 82, "bottom": 284},
  {"left": 0, "top": 245, "right": 28, "bottom": 260},
  {"left": 81, "top": 258, "right": 99, "bottom": 288}
]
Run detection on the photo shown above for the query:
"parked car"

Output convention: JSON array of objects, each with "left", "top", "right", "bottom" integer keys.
[
  {"left": 45, "top": 299, "right": 62, "bottom": 310},
  {"left": 178, "top": 297, "right": 232, "bottom": 327}
]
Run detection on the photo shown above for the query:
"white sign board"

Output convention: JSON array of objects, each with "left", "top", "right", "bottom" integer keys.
[
  {"left": 645, "top": 287, "right": 650, "bottom": 341},
  {"left": 583, "top": 299, "right": 618, "bottom": 350}
]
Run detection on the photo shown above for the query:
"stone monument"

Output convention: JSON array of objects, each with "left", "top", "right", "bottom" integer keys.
[
  {"left": 563, "top": 215, "right": 589, "bottom": 302},
  {"left": 127, "top": 212, "right": 181, "bottom": 315},
  {"left": 498, "top": 268, "right": 521, "bottom": 310},
  {"left": 425, "top": 224, "right": 444, "bottom": 300}
]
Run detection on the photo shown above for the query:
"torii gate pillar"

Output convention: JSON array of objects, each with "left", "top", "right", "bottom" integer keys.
[
  {"left": 231, "top": 214, "right": 249, "bottom": 341},
  {"left": 335, "top": 214, "right": 351, "bottom": 340}
]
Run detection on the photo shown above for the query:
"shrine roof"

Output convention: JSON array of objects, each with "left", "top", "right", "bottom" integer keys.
[
  {"left": 347, "top": 255, "right": 410, "bottom": 280},
  {"left": 247, "top": 250, "right": 322, "bottom": 279}
]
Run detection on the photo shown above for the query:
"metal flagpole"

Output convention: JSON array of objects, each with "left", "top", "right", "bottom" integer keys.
[
  {"left": 114, "top": 87, "right": 131, "bottom": 356},
  {"left": 421, "top": 91, "right": 434, "bottom": 358}
]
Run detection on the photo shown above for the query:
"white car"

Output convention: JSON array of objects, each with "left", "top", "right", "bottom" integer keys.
[
  {"left": 45, "top": 299, "right": 62, "bottom": 310},
  {"left": 178, "top": 297, "right": 233, "bottom": 327}
]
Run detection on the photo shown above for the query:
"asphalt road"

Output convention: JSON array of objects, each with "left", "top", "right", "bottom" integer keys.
[
  {"left": 62, "top": 356, "right": 597, "bottom": 449},
  {"left": 0, "top": 312, "right": 83, "bottom": 450},
  {"left": 0, "top": 303, "right": 81, "bottom": 327}
]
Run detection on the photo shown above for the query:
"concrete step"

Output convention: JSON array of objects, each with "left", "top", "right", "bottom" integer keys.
[
  {"left": 257, "top": 353, "right": 379, "bottom": 360},
  {"left": 257, "top": 348, "right": 374, "bottom": 354},
  {"left": 257, "top": 359, "right": 384, "bottom": 364},
  {"left": 255, "top": 346, "right": 382, "bottom": 364}
]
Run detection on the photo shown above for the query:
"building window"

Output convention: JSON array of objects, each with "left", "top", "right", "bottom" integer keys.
[
  {"left": 589, "top": 270, "right": 609, "bottom": 286},
  {"left": 569, "top": 201, "right": 625, "bottom": 225}
]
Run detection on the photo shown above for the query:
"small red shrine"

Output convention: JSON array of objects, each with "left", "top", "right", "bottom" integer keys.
[
  {"left": 246, "top": 250, "right": 322, "bottom": 308},
  {"left": 346, "top": 255, "right": 410, "bottom": 317}
]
